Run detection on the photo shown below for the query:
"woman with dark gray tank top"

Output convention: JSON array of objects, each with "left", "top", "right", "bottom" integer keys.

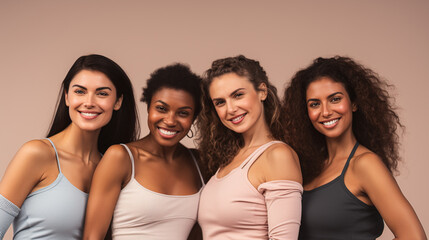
[
  {"left": 0, "top": 54, "right": 139, "bottom": 239},
  {"left": 282, "top": 56, "right": 426, "bottom": 239}
]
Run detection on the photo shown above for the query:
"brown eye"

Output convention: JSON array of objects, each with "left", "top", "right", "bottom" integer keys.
[
  {"left": 155, "top": 105, "right": 167, "bottom": 112},
  {"left": 308, "top": 102, "right": 320, "bottom": 108},
  {"left": 331, "top": 97, "right": 342, "bottom": 103},
  {"left": 213, "top": 100, "right": 225, "bottom": 107}
]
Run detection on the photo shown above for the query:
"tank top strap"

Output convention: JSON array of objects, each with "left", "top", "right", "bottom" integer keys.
[
  {"left": 120, "top": 144, "right": 135, "bottom": 179},
  {"left": 340, "top": 142, "right": 360, "bottom": 176},
  {"left": 45, "top": 138, "right": 62, "bottom": 173},
  {"left": 187, "top": 149, "right": 205, "bottom": 186},
  {"left": 241, "top": 141, "right": 284, "bottom": 169}
]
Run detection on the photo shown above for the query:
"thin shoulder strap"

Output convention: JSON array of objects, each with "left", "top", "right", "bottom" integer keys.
[
  {"left": 45, "top": 138, "right": 61, "bottom": 173},
  {"left": 187, "top": 149, "right": 205, "bottom": 186},
  {"left": 340, "top": 142, "right": 360, "bottom": 176},
  {"left": 120, "top": 144, "right": 135, "bottom": 179},
  {"left": 241, "top": 141, "right": 284, "bottom": 169}
]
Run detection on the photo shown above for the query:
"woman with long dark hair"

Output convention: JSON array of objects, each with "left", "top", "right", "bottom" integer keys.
[
  {"left": 197, "top": 55, "right": 303, "bottom": 239},
  {"left": 282, "top": 56, "right": 426, "bottom": 239},
  {"left": 0, "top": 54, "right": 139, "bottom": 239},
  {"left": 83, "top": 63, "right": 205, "bottom": 240}
]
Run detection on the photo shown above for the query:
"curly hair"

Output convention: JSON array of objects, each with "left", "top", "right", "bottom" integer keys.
[
  {"left": 282, "top": 56, "right": 403, "bottom": 184},
  {"left": 196, "top": 55, "right": 283, "bottom": 175},
  {"left": 141, "top": 63, "right": 202, "bottom": 119}
]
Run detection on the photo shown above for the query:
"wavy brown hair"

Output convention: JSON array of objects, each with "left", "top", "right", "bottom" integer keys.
[
  {"left": 196, "top": 55, "right": 283, "bottom": 175},
  {"left": 282, "top": 56, "right": 403, "bottom": 184}
]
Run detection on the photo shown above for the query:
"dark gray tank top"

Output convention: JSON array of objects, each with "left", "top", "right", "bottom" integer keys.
[{"left": 299, "top": 142, "right": 384, "bottom": 240}]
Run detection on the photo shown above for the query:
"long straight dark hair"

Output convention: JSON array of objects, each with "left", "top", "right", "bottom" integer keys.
[{"left": 47, "top": 54, "right": 140, "bottom": 153}]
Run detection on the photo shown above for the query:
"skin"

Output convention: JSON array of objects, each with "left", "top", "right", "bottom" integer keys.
[
  {"left": 0, "top": 69, "right": 122, "bottom": 211},
  {"left": 305, "top": 77, "right": 426, "bottom": 239},
  {"left": 209, "top": 72, "right": 301, "bottom": 192},
  {"left": 83, "top": 88, "right": 203, "bottom": 240}
]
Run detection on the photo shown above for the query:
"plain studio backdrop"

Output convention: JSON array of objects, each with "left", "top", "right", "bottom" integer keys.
[{"left": 0, "top": 1, "right": 428, "bottom": 239}]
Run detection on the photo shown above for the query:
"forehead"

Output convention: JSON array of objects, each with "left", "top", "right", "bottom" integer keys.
[
  {"left": 306, "top": 77, "right": 347, "bottom": 99},
  {"left": 70, "top": 70, "right": 114, "bottom": 88},
  {"left": 209, "top": 73, "right": 253, "bottom": 98},
  {"left": 151, "top": 87, "right": 195, "bottom": 107}
]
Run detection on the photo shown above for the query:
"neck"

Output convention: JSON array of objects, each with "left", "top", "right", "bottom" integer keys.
[
  {"left": 325, "top": 129, "right": 357, "bottom": 162},
  {"left": 52, "top": 124, "right": 101, "bottom": 163},
  {"left": 241, "top": 117, "right": 272, "bottom": 149},
  {"left": 143, "top": 134, "right": 182, "bottom": 162}
]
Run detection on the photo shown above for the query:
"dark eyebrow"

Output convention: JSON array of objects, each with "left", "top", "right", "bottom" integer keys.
[
  {"left": 71, "top": 84, "right": 112, "bottom": 91},
  {"left": 212, "top": 88, "right": 245, "bottom": 102},
  {"left": 155, "top": 100, "right": 169, "bottom": 107},
  {"left": 230, "top": 88, "right": 245, "bottom": 97},
  {"left": 328, "top": 92, "right": 344, "bottom": 98},
  {"left": 155, "top": 100, "right": 193, "bottom": 110},
  {"left": 307, "top": 92, "right": 344, "bottom": 103}
]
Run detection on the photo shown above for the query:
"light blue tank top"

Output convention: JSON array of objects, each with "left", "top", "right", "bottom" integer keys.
[{"left": 13, "top": 138, "right": 88, "bottom": 240}]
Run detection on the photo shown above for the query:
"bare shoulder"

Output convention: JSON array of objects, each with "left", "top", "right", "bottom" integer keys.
[
  {"left": 101, "top": 144, "right": 133, "bottom": 166},
  {"left": 350, "top": 149, "right": 389, "bottom": 177},
  {"left": 0, "top": 139, "right": 54, "bottom": 204},
  {"left": 94, "top": 144, "right": 132, "bottom": 185},
  {"left": 260, "top": 142, "right": 302, "bottom": 183},
  {"left": 349, "top": 147, "right": 394, "bottom": 192},
  {"left": 12, "top": 139, "right": 55, "bottom": 168}
]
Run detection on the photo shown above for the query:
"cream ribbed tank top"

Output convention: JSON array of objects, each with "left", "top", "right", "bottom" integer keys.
[{"left": 111, "top": 144, "right": 204, "bottom": 240}]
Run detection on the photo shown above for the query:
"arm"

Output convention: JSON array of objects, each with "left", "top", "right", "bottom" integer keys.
[
  {"left": 83, "top": 144, "right": 132, "bottom": 240},
  {"left": 254, "top": 144, "right": 303, "bottom": 240},
  {"left": 0, "top": 140, "right": 52, "bottom": 238},
  {"left": 352, "top": 153, "right": 427, "bottom": 240}
]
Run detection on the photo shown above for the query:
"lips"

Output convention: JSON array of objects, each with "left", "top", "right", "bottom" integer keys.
[
  {"left": 229, "top": 113, "right": 246, "bottom": 124},
  {"left": 79, "top": 111, "right": 100, "bottom": 120},
  {"left": 157, "top": 127, "right": 179, "bottom": 138},
  {"left": 320, "top": 118, "right": 340, "bottom": 128}
]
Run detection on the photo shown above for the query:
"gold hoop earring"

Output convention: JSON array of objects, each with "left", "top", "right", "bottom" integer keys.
[{"left": 187, "top": 128, "right": 194, "bottom": 138}]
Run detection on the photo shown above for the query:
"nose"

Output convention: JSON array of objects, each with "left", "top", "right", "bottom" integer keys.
[
  {"left": 226, "top": 100, "right": 237, "bottom": 115},
  {"left": 163, "top": 112, "right": 177, "bottom": 126},
  {"left": 83, "top": 93, "right": 95, "bottom": 108},
  {"left": 321, "top": 103, "right": 332, "bottom": 117}
]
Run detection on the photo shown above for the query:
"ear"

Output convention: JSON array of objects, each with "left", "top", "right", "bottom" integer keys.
[
  {"left": 352, "top": 102, "right": 358, "bottom": 112},
  {"left": 114, "top": 95, "right": 123, "bottom": 111},
  {"left": 258, "top": 83, "right": 268, "bottom": 101},
  {"left": 65, "top": 90, "right": 69, "bottom": 107}
]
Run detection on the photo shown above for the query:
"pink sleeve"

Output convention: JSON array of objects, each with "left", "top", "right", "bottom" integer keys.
[{"left": 258, "top": 180, "right": 303, "bottom": 240}]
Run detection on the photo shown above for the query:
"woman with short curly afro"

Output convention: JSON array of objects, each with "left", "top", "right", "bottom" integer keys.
[
  {"left": 84, "top": 63, "right": 205, "bottom": 240},
  {"left": 282, "top": 56, "right": 426, "bottom": 239}
]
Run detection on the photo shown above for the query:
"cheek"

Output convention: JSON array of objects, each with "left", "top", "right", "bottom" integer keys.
[
  {"left": 307, "top": 108, "right": 319, "bottom": 123},
  {"left": 214, "top": 107, "right": 225, "bottom": 119},
  {"left": 337, "top": 103, "right": 351, "bottom": 115}
]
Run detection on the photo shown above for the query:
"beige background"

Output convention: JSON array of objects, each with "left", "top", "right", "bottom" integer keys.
[{"left": 1, "top": 0, "right": 427, "bottom": 238}]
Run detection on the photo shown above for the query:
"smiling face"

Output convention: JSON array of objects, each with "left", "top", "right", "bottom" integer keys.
[
  {"left": 65, "top": 70, "right": 122, "bottom": 132},
  {"left": 209, "top": 72, "right": 267, "bottom": 135},
  {"left": 306, "top": 77, "right": 356, "bottom": 140},
  {"left": 147, "top": 87, "right": 195, "bottom": 147}
]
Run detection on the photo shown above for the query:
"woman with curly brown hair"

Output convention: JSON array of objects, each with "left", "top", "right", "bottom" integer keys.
[
  {"left": 282, "top": 56, "right": 426, "bottom": 239},
  {"left": 197, "top": 55, "right": 303, "bottom": 239}
]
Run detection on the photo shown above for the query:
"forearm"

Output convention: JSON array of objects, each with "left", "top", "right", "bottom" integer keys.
[
  {"left": 259, "top": 180, "right": 303, "bottom": 240},
  {"left": 0, "top": 194, "right": 20, "bottom": 239}
]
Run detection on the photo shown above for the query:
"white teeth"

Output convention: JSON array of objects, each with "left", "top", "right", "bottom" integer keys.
[
  {"left": 322, "top": 119, "right": 338, "bottom": 126},
  {"left": 232, "top": 114, "right": 244, "bottom": 122},
  {"left": 159, "top": 128, "right": 178, "bottom": 136},
  {"left": 81, "top": 112, "right": 98, "bottom": 117}
]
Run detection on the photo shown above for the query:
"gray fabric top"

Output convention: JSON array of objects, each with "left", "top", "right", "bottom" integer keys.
[{"left": 13, "top": 138, "right": 88, "bottom": 240}]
